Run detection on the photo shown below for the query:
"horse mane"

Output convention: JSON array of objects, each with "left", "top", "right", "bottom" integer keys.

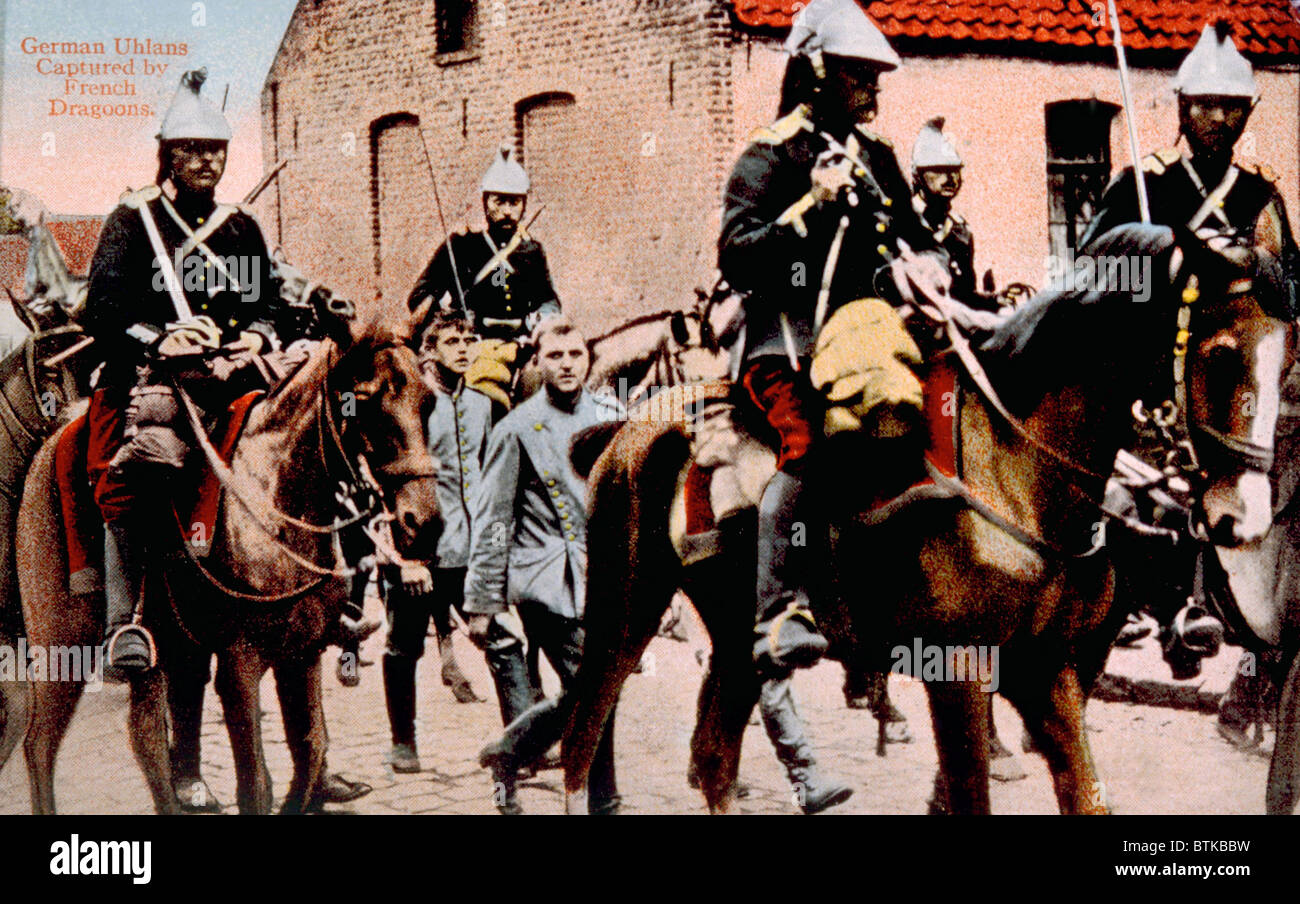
[{"left": 980, "top": 223, "right": 1177, "bottom": 363}]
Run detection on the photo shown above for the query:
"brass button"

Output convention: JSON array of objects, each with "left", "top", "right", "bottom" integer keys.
[
  {"left": 877, "top": 244, "right": 888, "bottom": 256},
  {"left": 876, "top": 222, "right": 887, "bottom": 233},
  {"left": 228, "top": 319, "right": 238, "bottom": 328},
  {"left": 547, "top": 479, "right": 556, "bottom": 487},
  {"left": 882, "top": 197, "right": 892, "bottom": 207},
  {"left": 534, "top": 422, "right": 543, "bottom": 431},
  {"left": 566, "top": 534, "right": 576, "bottom": 541}
]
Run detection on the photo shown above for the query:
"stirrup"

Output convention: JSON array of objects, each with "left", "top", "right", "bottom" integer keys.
[
  {"left": 106, "top": 623, "right": 158, "bottom": 670},
  {"left": 757, "top": 602, "right": 827, "bottom": 671}
]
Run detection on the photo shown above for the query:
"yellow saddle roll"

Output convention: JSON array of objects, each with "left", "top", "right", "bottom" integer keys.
[
  {"left": 465, "top": 339, "right": 519, "bottom": 408},
  {"left": 811, "top": 298, "right": 924, "bottom": 437}
]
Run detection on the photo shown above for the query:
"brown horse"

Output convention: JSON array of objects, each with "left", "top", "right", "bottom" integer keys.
[
  {"left": 14, "top": 309, "right": 439, "bottom": 814},
  {"left": 560, "top": 223, "right": 1296, "bottom": 814}
]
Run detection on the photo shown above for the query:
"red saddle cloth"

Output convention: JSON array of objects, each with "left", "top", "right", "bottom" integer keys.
[{"left": 55, "top": 392, "right": 262, "bottom": 578}]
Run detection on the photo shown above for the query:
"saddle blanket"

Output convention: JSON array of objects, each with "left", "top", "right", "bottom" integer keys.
[
  {"left": 670, "top": 355, "right": 962, "bottom": 565},
  {"left": 56, "top": 391, "right": 262, "bottom": 589}
]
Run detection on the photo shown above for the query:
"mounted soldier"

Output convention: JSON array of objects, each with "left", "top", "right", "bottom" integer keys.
[
  {"left": 408, "top": 142, "right": 561, "bottom": 407},
  {"left": 911, "top": 117, "right": 1030, "bottom": 313},
  {"left": 718, "top": 0, "right": 941, "bottom": 671},
  {"left": 82, "top": 69, "right": 302, "bottom": 675},
  {"left": 1082, "top": 20, "right": 1300, "bottom": 293},
  {"left": 1083, "top": 20, "right": 1300, "bottom": 681}
]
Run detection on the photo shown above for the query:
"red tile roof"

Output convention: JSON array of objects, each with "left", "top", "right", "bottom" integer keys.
[
  {"left": 731, "top": 1, "right": 1300, "bottom": 59},
  {"left": 0, "top": 215, "right": 103, "bottom": 300}
]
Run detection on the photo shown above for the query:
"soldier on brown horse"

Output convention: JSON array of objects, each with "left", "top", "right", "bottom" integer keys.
[{"left": 559, "top": 207, "right": 1295, "bottom": 814}]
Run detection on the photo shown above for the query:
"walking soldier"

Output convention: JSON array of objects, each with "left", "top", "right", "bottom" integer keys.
[{"left": 465, "top": 318, "right": 625, "bottom": 814}]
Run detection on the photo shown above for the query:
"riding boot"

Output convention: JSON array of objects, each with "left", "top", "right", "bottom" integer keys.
[
  {"left": 753, "top": 471, "right": 827, "bottom": 671},
  {"left": 382, "top": 655, "right": 422, "bottom": 772},
  {"left": 103, "top": 524, "right": 154, "bottom": 675},
  {"left": 483, "top": 619, "right": 537, "bottom": 726}
]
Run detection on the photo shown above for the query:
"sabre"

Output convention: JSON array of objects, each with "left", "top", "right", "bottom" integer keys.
[
  {"left": 1106, "top": 0, "right": 1151, "bottom": 224},
  {"left": 243, "top": 157, "right": 290, "bottom": 206}
]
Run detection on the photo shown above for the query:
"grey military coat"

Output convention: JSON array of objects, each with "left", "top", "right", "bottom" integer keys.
[
  {"left": 463, "top": 388, "right": 624, "bottom": 619},
  {"left": 427, "top": 384, "right": 495, "bottom": 570}
]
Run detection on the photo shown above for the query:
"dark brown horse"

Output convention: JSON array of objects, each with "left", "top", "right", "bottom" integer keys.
[
  {"left": 560, "top": 223, "right": 1296, "bottom": 814},
  {"left": 14, "top": 308, "right": 439, "bottom": 814}
]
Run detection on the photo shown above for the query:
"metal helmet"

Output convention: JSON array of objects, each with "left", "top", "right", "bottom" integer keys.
[
  {"left": 158, "top": 69, "right": 231, "bottom": 142},
  {"left": 480, "top": 142, "right": 530, "bottom": 196},
  {"left": 912, "top": 117, "right": 963, "bottom": 170},
  {"left": 784, "top": 0, "right": 901, "bottom": 72},
  {"left": 1173, "top": 21, "right": 1257, "bottom": 99}
]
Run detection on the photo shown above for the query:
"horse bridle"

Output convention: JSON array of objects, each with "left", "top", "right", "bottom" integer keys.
[
  {"left": 942, "top": 253, "right": 1276, "bottom": 558},
  {"left": 1155, "top": 271, "right": 1278, "bottom": 477},
  {"left": 171, "top": 341, "right": 436, "bottom": 600}
]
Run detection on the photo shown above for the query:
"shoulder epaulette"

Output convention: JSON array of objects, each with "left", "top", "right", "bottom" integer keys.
[
  {"left": 1141, "top": 148, "right": 1183, "bottom": 175},
  {"left": 749, "top": 104, "right": 814, "bottom": 146},
  {"left": 857, "top": 129, "right": 893, "bottom": 149},
  {"left": 1237, "top": 160, "right": 1279, "bottom": 183},
  {"left": 118, "top": 185, "right": 161, "bottom": 209}
]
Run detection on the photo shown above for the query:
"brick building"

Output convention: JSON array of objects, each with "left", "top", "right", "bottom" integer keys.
[{"left": 261, "top": 0, "right": 1300, "bottom": 335}]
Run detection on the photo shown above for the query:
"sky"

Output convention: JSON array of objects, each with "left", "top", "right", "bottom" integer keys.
[{"left": 1, "top": 0, "right": 299, "bottom": 214}]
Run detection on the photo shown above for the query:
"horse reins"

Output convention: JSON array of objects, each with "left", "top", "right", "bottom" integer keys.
[{"left": 169, "top": 343, "right": 432, "bottom": 601}]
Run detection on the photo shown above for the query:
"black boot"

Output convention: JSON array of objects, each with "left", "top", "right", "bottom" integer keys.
[
  {"left": 753, "top": 472, "right": 827, "bottom": 671},
  {"left": 103, "top": 524, "right": 154, "bottom": 676},
  {"left": 382, "top": 655, "right": 421, "bottom": 773}
]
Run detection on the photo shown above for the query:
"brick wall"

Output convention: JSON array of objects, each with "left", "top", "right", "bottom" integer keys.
[{"left": 261, "top": 0, "right": 736, "bottom": 338}]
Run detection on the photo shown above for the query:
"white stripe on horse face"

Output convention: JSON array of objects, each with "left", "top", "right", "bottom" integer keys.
[
  {"left": 1235, "top": 470, "right": 1273, "bottom": 544},
  {"left": 1250, "top": 328, "right": 1284, "bottom": 448}
]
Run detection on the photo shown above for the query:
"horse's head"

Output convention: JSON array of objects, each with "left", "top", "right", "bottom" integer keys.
[
  {"left": 331, "top": 309, "right": 440, "bottom": 557},
  {"left": 1181, "top": 215, "right": 1297, "bottom": 546}
]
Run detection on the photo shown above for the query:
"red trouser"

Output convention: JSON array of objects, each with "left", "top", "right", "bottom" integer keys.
[
  {"left": 86, "top": 389, "right": 134, "bottom": 525},
  {"left": 741, "top": 358, "right": 819, "bottom": 475}
]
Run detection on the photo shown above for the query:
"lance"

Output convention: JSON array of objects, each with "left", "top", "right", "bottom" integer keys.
[
  {"left": 1106, "top": 0, "right": 1151, "bottom": 224},
  {"left": 411, "top": 117, "right": 470, "bottom": 322}
]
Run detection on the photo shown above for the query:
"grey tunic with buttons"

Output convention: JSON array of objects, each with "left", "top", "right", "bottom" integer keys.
[
  {"left": 463, "top": 388, "right": 624, "bottom": 619},
  {"left": 427, "top": 383, "right": 495, "bottom": 570}
]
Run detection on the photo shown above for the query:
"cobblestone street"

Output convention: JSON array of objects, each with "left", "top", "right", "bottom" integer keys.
[{"left": 0, "top": 599, "right": 1274, "bottom": 816}]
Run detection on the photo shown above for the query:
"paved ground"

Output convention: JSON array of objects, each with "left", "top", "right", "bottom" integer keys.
[{"left": 0, "top": 599, "right": 1276, "bottom": 815}]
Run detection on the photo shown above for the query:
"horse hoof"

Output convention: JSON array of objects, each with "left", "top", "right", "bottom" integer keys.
[
  {"left": 989, "top": 755, "right": 1029, "bottom": 783},
  {"left": 174, "top": 777, "right": 222, "bottom": 813},
  {"left": 319, "top": 773, "right": 372, "bottom": 804},
  {"left": 564, "top": 789, "right": 588, "bottom": 815}
]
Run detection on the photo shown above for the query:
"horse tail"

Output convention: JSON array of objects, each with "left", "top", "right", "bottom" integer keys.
[{"left": 585, "top": 420, "right": 691, "bottom": 651}]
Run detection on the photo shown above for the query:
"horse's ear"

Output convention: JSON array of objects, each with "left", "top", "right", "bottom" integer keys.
[
  {"left": 670, "top": 310, "right": 690, "bottom": 346},
  {"left": 1253, "top": 202, "right": 1286, "bottom": 261},
  {"left": 312, "top": 287, "right": 357, "bottom": 347},
  {"left": 7, "top": 288, "right": 40, "bottom": 335}
]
